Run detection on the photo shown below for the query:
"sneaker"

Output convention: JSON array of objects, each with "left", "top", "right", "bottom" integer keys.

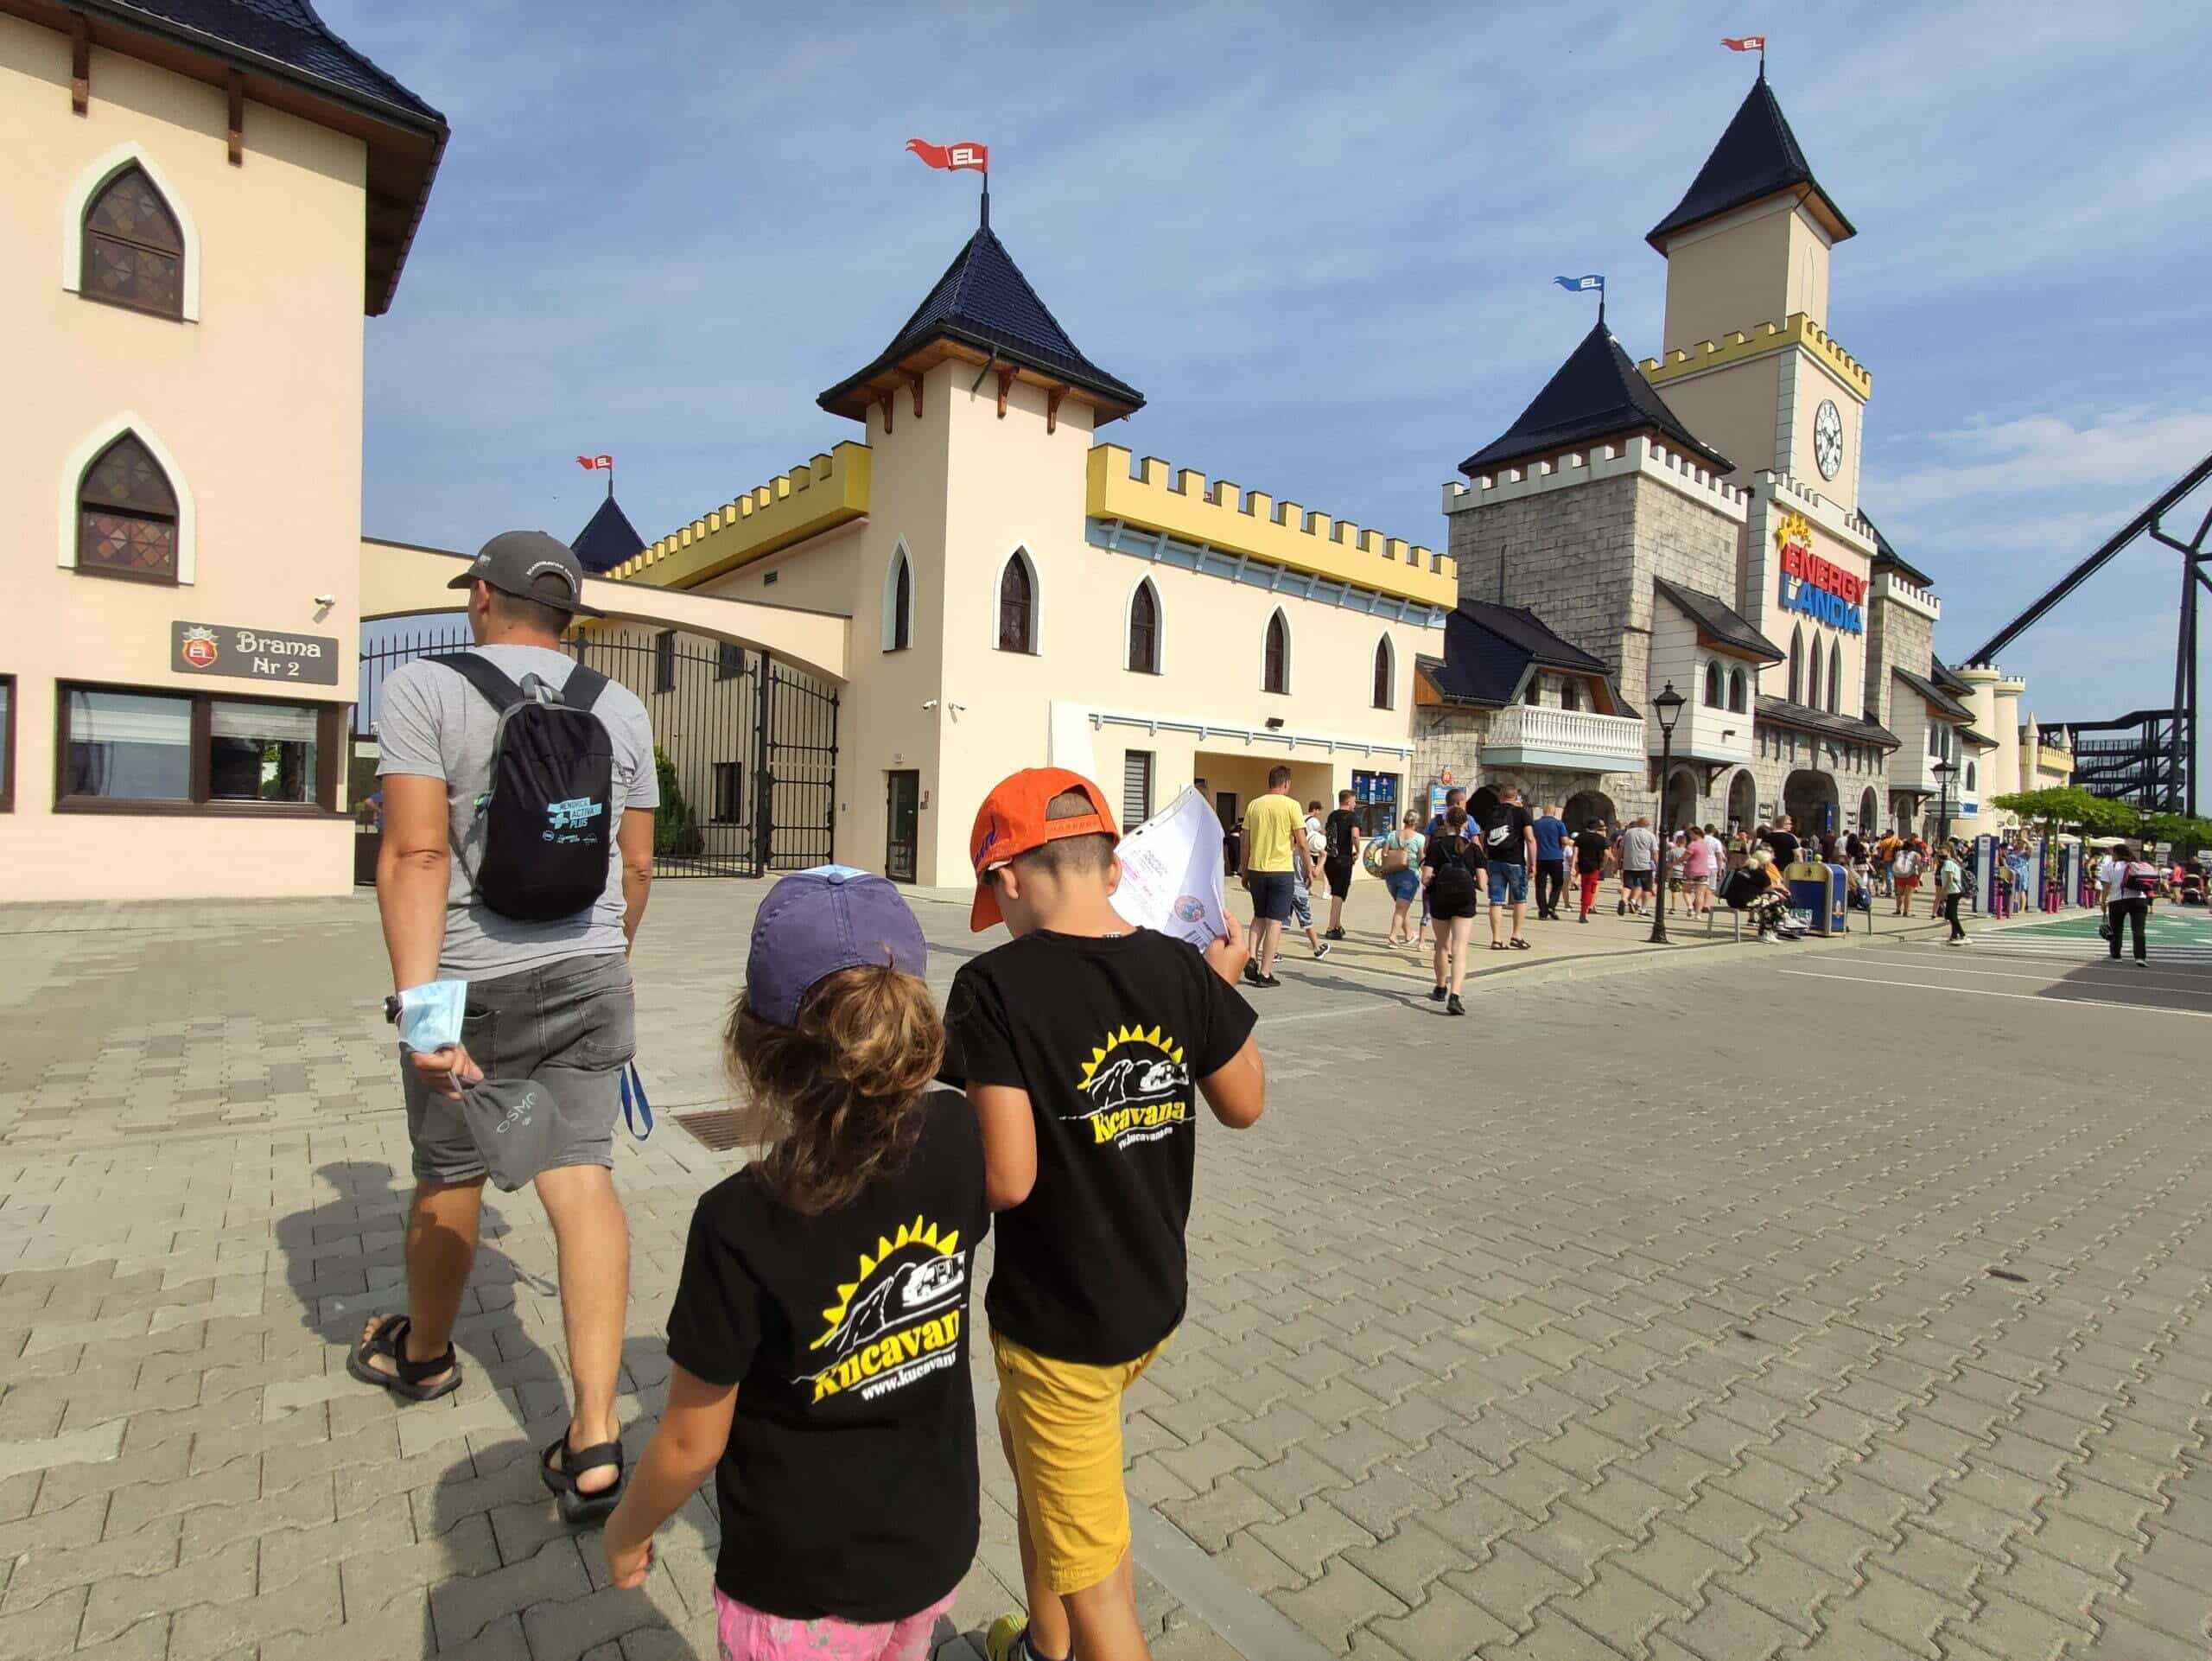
[
  {"left": 1325, "top": 927, "right": 1347, "bottom": 941},
  {"left": 1428, "top": 986, "right": 1447, "bottom": 1002},
  {"left": 1446, "top": 994, "right": 1465, "bottom": 1016},
  {"left": 1313, "top": 943, "right": 1332, "bottom": 961},
  {"left": 987, "top": 1617, "right": 1057, "bottom": 1661},
  {"left": 1579, "top": 914, "right": 1589, "bottom": 924},
  {"left": 1255, "top": 972, "right": 1281, "bottom": 987},
  {"left": 1946, "top": 938, "right": 1965, "bottom": 947},
  {"left": 1617, "top": 899, "right": 1627, "bottom": 916}
]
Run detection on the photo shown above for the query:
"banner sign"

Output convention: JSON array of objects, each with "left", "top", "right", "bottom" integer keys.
[
  {"left": 1775, "top": 512, "right": 1865, "bottom": 635},
  {"left": 172, "top": 621, "right": 340, "bottom": 685}
]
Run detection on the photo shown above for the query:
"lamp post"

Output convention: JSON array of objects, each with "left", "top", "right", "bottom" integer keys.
[
  {"left": 1933, "top": 760, "right": 1957, "bottom": 850},
  {"left": 1649, "top": 681, "right": 1686, "bottom": 945}
]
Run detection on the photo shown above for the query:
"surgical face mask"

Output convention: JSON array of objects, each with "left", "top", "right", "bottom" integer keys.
[{"left": 396, "top": 980, "right": 467, "bottom": 1053}]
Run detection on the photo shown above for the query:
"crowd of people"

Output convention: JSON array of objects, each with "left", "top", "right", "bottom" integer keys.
[{"left": 365, "top": 533, "right": 1269, "bottom": 1661}]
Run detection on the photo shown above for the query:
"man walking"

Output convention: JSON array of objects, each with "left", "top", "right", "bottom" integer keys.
[
  {"left": 1531, "top": 802, "right": 1568, "bottom": 921},
  {"left": 1762, "top": 814, "right": 1802, "bottom": 867},
  {"left": 1478, "top": 785, "right": 1537, "bottom": 949},
  {"left": 359, "top": 531, "right": 657, "bottom": 1522},
  {"left": 1243, "top": 766, "right": 1304, "bottom": 988},
  {"left": 1321, "top": 788, "right": 1363, "bottom": 939},
  {"left": 2101, "top": 839, "right": 2154, "bottom": 964},
  {"left": 1617, "top": 815, "right": 1659, "bottom": 916},
  {"left": 1573, "top": 817, "right": 1609, "bottom": 922}
]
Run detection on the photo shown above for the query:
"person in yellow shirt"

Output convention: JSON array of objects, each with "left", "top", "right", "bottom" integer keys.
[{"left": 1240, "top": 767, "right": 1309, "bottom": 988}]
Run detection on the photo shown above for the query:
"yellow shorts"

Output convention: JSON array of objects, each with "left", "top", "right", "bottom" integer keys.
[{"left": 991, "top": 1327, "right": 1172, "bottom": 1595}]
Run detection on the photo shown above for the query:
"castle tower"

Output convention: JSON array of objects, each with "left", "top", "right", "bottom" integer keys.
[
  {"left": 815, "top": 205, "right": 1144, "bottom": 882},
  {"left": 570, "top": 493, "right": 646, "bottom": 575},
  {"left": 1640, "top": 73, "right": 1867, "bottom": 516}
]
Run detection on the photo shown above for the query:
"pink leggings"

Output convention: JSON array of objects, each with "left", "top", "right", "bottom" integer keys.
[{"left": 715, "top": 1588, "right": 954, "bottom": 1661}]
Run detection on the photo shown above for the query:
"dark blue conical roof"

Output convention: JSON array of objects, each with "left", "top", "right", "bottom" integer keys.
[
  {"left": 571, "top": 493, "right": 645, "bottom": 574},
  {"left": 1459, "top": 321, "right": 1731, "bottom": 477},
  {"left": 818, "top": 225, "right": 1143, "bottom": 422},
  {"left": 1647, "top": 74, "right": 1853, "bottom": 249}
]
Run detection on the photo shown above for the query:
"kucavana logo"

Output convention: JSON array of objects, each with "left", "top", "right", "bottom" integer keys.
[
  {"left": 1073, "top": 1024, "right": 1192, "bottom": 1149},
  {"left": 802, "top": 1217, "right": 968, "bottom": 1404}
]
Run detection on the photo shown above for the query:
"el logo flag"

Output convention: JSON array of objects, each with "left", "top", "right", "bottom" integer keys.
[
  {"left": 1721, "top": 35, "right": 1765, "bottom": 51},
  {"left": 906, "top": 138, "right": 988, "bottom": 173},
  {"left": 575, "top": 455, "right": 613, "bottom": 471},
  {"left": 1554, "top": 274, "right": 1605, "bottom": 294}
]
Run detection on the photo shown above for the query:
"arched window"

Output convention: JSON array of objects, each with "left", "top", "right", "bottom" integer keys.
[
  {"left": 82, "top": 164, "right": 184, "bottom": 320},
  {"left": 1965, "top": 760, "right": 1978, "bottom": 792},
  {"left": 881, "top": 544, "right": 913, "bottom": 652},
  {"left": 1262, "top": 609, "right": 1289, "bottom": 694},
  {"left": 1127, "top": 579, "right": 1160, "bottom": 674},
  {"left": 996, "top": 550, "right": 1036, "bottom": 653},
  {"left": 1808, "top": 636, "right": 1824, "bottom": 716},
  {"left": 1788, "top": 627, "right": 1804, "bottom": 705},
  {"left": 1703, "top": 661, "right": 1722, "bottom": 708},
  {"left": 1827, "top": 640, "right": 1842, "bottom": 713},
  {"left": 1728, "top": 667, "right": 1747, "bottom": 712},
  {"left": 1371, "top": 634, "right": 1395, "bottom": 710},
  {"left": 77, "top": 432, "right": 178, "bottom": 582}
]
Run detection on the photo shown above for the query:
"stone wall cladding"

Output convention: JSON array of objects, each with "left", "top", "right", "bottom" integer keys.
[
  {"left": 1413, "top": 711, "right": 1486, "bottom": 806},
  {"left": 1450, "top": 475, "right": 1643, "bottom": 677},
  {"left": 1866, "top": 598, "right": 1935, "bottom": 730}
]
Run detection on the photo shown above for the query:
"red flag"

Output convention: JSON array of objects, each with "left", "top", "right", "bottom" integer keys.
[
  {"left": 906, "top": 138, "right": 988, "bottom": 174},
  {"left": 1721, "top": 35, "right": 1765, "bottom": 51},
  {"left": 575, "top": 454, "right": 612, "bottom": 471}
]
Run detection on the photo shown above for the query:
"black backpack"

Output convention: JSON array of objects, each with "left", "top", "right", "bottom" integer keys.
[{"left": 434, "top": 652, "right": 616, "bottom": 922}]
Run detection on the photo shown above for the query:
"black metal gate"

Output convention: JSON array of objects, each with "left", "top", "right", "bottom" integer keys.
[{"left": 357, "top": 620, "right": 837, "bottom": 879}]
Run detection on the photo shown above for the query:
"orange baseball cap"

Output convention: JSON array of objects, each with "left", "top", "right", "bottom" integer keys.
[{"left": 968, "top": 767, "right": 1120, "bottom": 932}]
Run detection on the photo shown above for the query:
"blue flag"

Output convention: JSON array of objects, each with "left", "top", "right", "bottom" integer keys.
[{"left": 1554, "top": 274, "right": 1605, "bottom": 294}]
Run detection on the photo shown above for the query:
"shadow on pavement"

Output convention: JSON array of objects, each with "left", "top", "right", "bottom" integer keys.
[{"left": 276, "top": 1161, "right": 709, "bottom": 1658}]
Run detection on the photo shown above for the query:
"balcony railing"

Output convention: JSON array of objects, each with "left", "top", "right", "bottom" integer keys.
[{"left": 1485, "top": 703, "right": 1647, "bottom": 771}]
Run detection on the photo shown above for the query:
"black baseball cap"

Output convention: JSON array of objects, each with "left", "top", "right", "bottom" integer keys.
[{"left": 448, "top": 530, "right": 604, "bottom": 618}]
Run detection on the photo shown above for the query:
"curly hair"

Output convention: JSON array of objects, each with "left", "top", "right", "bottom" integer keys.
[{"left": 724, "top": 964, "right": 945, "bottom": 1215}]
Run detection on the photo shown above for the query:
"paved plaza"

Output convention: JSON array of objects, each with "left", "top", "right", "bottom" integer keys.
[{"left": 0, "top": 881, "right": 2208, "bottom": 1660}]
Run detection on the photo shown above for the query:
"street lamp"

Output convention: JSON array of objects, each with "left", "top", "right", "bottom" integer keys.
[
  {"left": 1933, "top": 759, "right": 1957, "bottom": 849},
  {"left": 1649, "top": 681, "right": 1686, "bottom": 945}
]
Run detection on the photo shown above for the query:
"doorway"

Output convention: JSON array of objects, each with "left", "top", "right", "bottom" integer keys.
[
  {"left": 886, "top": 770, "right": 919, "bottom": 882},
  {"left": 1216, "top": 792, "right": 1240, "bottom": 875},
  {"left": 1726, "top": 770, "right": 1757, "bottom": 833}
]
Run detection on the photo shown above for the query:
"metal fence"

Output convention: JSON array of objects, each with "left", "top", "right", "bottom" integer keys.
[{"left": 353, "top": 620, "right": 837, "bottom": 880}]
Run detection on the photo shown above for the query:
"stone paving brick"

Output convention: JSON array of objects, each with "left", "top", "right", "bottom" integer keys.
[
  {"left": 1157, "top": 1474, "right": 1282, "bottom": 1553},
  {"left": 4, "top": 1512, "right": 181, "bottom": 1610},
  {"left": 428, "top": 1536, "right": 593, "bottom": 1650},
  {"left": 1440, "top": 1541, "right": 1575, "bottom": 1636},
  {"left": 1938, "top": 1588, "right": 2075, "bottom": 1661},
  {"left": 79, "top": 1537, "right": 254, "bottom": 1647},
  {"left": 1265, "top": 1556, "right": 1408, "bottom": 1654},
  {"left": 0, "top": 1582, "right": 89, "bottom": 1661}
]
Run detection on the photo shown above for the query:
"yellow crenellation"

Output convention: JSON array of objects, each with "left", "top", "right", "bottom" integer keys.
[
  {"left": 1639, "top": 312, "right": 1872, "bottom": 402},
  {"left": 614, "top": 442, "right": 873, "bottom": 587},
  {"left": 1088, "top": 445, "right": 1455, "bottom": 610}
]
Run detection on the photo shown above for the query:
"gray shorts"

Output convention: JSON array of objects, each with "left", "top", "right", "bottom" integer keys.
[{"left": 401, "top": 954, "right": 636, "bottom": 1185}]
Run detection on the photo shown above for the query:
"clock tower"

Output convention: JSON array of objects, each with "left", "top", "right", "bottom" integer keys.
[{"left": 1636, "top": 72, "right": 1870, "bottom": 519}]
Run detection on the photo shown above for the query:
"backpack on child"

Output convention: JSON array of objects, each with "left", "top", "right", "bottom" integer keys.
[{"left": 434, "top": 652, "right": 615, "bottom": 922}]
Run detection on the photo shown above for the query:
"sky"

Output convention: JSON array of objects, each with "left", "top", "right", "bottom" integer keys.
[{"left": 333, "top": 0, "right": 2212, "bottom": 789}]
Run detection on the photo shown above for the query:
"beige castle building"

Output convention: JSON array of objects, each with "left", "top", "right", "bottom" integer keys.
[{"left": 0, "top": 0, "right": 442, "bottom": 901}]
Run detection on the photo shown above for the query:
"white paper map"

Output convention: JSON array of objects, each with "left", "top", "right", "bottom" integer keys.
[{"left": 1111, "top": 786, "right": 1229, "bottom": 947}]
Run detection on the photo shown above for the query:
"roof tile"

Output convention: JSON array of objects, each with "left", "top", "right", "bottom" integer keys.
[
  {"left": 1459, "top": 321, "right": 1730, "bottom": 478},
  {"left": 1647, "top": 73, "right": 1851, "bottom": 248}
]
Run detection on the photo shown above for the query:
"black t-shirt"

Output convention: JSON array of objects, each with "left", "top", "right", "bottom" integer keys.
[
  {"left": 1763, "top": 829, "right": 1801, "bottom": 865},
  {"left": 946, "top": 929, "right": 1256, "bottom": 1365},
  {"left": 1324, "top": 808, "right": 1360, "bottom": 862},
  {"left": 1573, "top": 830, "right": 1610, "bottom": 875},
  {"left": 1479, "top": 804, "right": 1535, "bottom": 866},
  {"left": 666, "top": 1090, "right": 988, "bottom": 1623}
]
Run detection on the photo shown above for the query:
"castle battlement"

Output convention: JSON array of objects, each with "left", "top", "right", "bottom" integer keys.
[
  {"left": 1639, "top": 312, "right": 1872, "bottom": 402},
  {"left": 1870, "top": 570, "right": 1941, "bottom": 622},
  {"left": 1087, "top": 444, "right": 1457, "bottom": 610},
  {"left": 1443, "top": 435, "right": 1749, "bottom": 524},
  {"left": 615, "top": 442, "right": 873, "bottom": 589}
]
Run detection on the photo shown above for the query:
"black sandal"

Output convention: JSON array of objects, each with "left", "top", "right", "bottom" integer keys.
[
  {"left": 346, "top": 1314, "right": 462, "bottom": 1403},
  {"left": 1510, "top": 937, "right": 1531, "bottom": 950},
  {"left": 542, "top": 1433, "right": 626, "bottom": 1525}
]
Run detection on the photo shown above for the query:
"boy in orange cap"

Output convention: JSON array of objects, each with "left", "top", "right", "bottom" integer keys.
[{"left": 948, "top": 768, "right": 1268, "bottom": 1661}]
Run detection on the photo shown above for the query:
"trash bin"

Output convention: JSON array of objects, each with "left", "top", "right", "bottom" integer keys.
[{"left": 1784, "top": 860, "right": 1847, "bottom": 936}]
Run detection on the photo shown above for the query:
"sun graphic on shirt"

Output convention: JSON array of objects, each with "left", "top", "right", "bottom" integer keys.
[
  {"left": 810, "top": 1216, "right": 963, "bottom": 1352},
  {"left": 1077, "top": 1026, "right": 1185, "bottom": 1091}
]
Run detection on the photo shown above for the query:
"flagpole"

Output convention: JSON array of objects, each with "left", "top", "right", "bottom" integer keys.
[{"left": 980, "top": 162, "right": 990, "bottom": 230}]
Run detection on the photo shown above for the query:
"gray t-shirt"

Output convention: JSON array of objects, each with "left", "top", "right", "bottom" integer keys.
[
  {"left": 377, "top": 645, "right": 658, "bottom": 978},
  {"left": 1618, "top": 825, "right": 1659, "bottom": 872}
]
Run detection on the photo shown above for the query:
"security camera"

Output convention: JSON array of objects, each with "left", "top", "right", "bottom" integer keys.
[
  {"left": 922, "top": 699, "right": 939, "bottom": 710},
  {"left": 313, "top": 594, "right": 336, "bottom": 607}
]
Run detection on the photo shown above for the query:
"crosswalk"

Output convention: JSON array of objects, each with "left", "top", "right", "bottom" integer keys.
[{"left": 1946, "top": 908, "right": 2212, "bottom": 964}]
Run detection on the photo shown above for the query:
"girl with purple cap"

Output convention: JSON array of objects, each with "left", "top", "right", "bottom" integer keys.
[{"left": 602, "top": 866, "right": 986, "bottom": 1661}]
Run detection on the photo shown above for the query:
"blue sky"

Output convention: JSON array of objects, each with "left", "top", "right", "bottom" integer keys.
[{"left": 334, "top": 0, "right": 2212, "bottom": 775}]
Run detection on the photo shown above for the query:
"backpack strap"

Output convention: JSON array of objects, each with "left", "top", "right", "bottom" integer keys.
[
  {"left": 559, "top": 664, "right": 609, "bottom": 713},
  {"left": 430, "top": 651, "right": 526, "bottom": 712}
]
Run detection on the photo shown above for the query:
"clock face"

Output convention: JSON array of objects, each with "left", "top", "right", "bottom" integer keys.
[{"left": 1814, "top": 399, "right": 1845, "bottom": 481}]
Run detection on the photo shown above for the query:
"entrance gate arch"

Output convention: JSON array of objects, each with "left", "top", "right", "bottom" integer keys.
[
  {"left": 1783, "top": 768, "right": 1840, "bottom": 837},
  {"left": 1726, "top": 770, "right": 1757, "bottom": 832},
  {"left": 1563, "top": 788, "right": 1616, "bottom": 832}
]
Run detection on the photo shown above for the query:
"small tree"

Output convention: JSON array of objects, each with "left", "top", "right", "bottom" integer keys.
[
  {"left": 1989, "top": 786, "right": 2137, "bottom": 837},
  {"left": 653, "top": 745, "right": 704, "bottom": 859}
]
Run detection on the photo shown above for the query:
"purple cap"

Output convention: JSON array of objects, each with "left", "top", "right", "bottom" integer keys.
[{"left": 746, "top": 865, "right": 928, "bottom": 1027}]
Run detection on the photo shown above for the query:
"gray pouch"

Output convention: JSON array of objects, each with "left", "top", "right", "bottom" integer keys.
[{"left": 458, "top": 1078, "right": 559, "bottom": 1193}]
